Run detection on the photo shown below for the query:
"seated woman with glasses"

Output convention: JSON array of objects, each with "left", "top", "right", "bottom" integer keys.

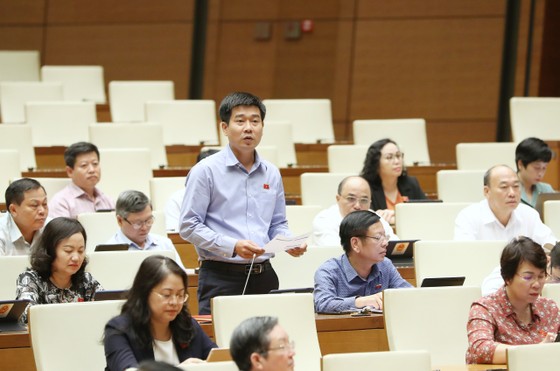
[
  {"left": 16, "top": 217, "right": 103, "bottom": 323},
  {"left": 360, "top": 138, "right": 426, "bottom": 225},
  {"left": 515, "top": 137, "right": 555, "bottom": 208},
  {"left": 106, "top": 190, "right": 186, "bottom": 270},
  {"left": 104, "top": 255, "right": 216, "bottom": 370},
  {"left": 466, "top": 236, "right": 560, "bottom": 364}
]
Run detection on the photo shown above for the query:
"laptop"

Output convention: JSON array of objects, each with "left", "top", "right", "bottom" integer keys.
[
  {"left": 94, "top": 243, "right": 129, "bottom": 252},
  {"left": 93, "top": 290, "right": 127, "bottom": 301},
  {"left": 534, "top": 192, "right": 560, "bottom": 220},
  {"left": 420, "top": 276, "right": 465, "bottom": 287},
  {"left": 385, "top": 240, "right": 417, "bottom": 267},
  {"left": 0, "top": 299, "right": 30, "bottom": 332}
]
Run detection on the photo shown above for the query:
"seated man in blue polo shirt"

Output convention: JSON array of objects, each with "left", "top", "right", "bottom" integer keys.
[{"left": 314, "top": 210, "right": 412, "bottom": 313}]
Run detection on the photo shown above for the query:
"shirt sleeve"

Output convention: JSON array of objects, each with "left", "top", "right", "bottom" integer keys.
[
  {"left": 47, "top": 194, "right": 72, "bottom": 219},
  {"left": 454, "top": 209, "right": 477, "bottom": 240},
  {"left": 313, "top": 265, "right": 356, "bottom": 313},
  {"left": 179, "top": 166, "right": 237, "bottom": 257},
  {"left": 15, "top": 270, "right": 42, "bottom": 323},
  {"left": 466, "top": 303, "right": 500, "bottom": 364},
  {"left": 311, "top": 213, "right": 341, "bottom": 247},
  {"left": 104, "top": 319, "right": 139, "bottom": 371}
]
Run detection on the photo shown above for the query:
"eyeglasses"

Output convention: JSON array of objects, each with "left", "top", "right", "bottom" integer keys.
[
  {"left": 382, "top": 152, "right": 404, "bottom": 162},
  {"left": 267, "top": 340, "right": 295, "bottom": 353},
  {"left": 153, "top": 291, "right": 188, "bottom": 304},
  {"left": 124, "top": 215, "right": 155, "bottom": 230},
  {"left": 516, "top": 272, "right": 547, "bottom": 284},
  {"left": 342, "top": 195, "right": 371, "bottom": 207},
  {"left": 362, "top": 234, "right": 389, "bottom": 243}
]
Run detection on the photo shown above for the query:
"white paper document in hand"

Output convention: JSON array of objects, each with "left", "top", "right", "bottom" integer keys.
[{"left": 263, "top": 232, "right": 310, "bottom": 253}]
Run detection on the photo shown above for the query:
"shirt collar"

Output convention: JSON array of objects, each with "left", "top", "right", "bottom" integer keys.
[
  {"left": 115, "top": 229, "right": 157, "bottom": 250},
  {"left": 480, "top": 199, "right": 521, "bottom": 226},
  {"left": 498, "top": 286, "right": 543, "bottom": 322},
  {"left": 224, "top": 145, "right": 264, "bottom": 173},
  {"left": 340, "top": 253, "right": 379, "bottom": 282},
  {"left": 67, "top": 182, "right": 100, "bottom": 199}
]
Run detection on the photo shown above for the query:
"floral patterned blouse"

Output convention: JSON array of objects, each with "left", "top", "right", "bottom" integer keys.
[
  {"left": 15, "top": 268, "right": 103, "bottom": 323},
  {"left": 466, "top": 286, "right": 560, "bottom": 364}
]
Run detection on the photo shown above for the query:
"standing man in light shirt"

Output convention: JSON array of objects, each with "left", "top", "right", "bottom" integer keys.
[
  {"left": 311, "top": 176, "right": 397, "bottom": 246},
  {"left": 0, "top": 178, "right": 48, "bottom": 255},
  {"left": 48, "top": 142, "right": 114, "bottom": 218},
  {"left": 180, "top": 92, "right": 306, "bottom": 314},
  {"left": 106, "top": 190, "right": 185, "bottom": 270}
]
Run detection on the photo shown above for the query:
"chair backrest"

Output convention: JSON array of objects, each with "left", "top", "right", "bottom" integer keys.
[
  {"left": 300, "top": 173, "right": 354, "bottom": 208},
  {"left": 352, "top": 119, "right": 430, "bottom": 166},
  {"left": 96, "top": 148, "right": 152, "bottom": 201},
  {"left": 35, "top": 178, "right": 72, "bottom": 200},
  {"left": 262, "top": 99, "right": 335, "bottom": 144},
  {"left": 322, "top": 350, "right": 431, "bottom": 371},
  {"left": 145, "top": 100, "right": 219, "bottom": 146},
  {"left": 510, "top": 97, "right": 560, "bottom": 142},
  {"left": 29, "top": 300, "right": 123, "bottom": 371},
  {"left": 285, "top": 205, "right": 322, "bottom": 236},
  {"left": 259, "top": 121, "right": 297, "bottom": 167},
  {"left": 544, "top": 200, "right": 560, "bottom": 238},
  {"left": 41, "top": 65, "right": 106, "bottom": 104},
  {"left": 25, "top": 101, "right": 96, "bottom": 146},
  {"left": 272, "top": 246, "right": 341, "bottom": 289},
  {"left": 384, "top": 286, "right": 481, "bottom": 366},
  {"left": 414, "top": 240, "right": 506, "bottom": 287},
  {"left": 0, "top": 150, "right": 21, "bottom": 203},
  {"left": 395, "top": 202, "right": 473, "bottom": 240},
  {"left": 86, "top": 249, "right": 175, "bottom": 290},
  {"left": 436, "top": 170, "right": 485, "bottom": 202},
  {"left": 0, "top": 255, "right": 30, "bottom": 300},
  {"left": 327, "top": 144, "right": 368, "bottom": 173},
  {"left": 109, "top": 81, "right": 174, "bottom": 122},
  {"left": 212, "top": 293, "right": 321, "bottom": 371},
  {"left": 0, "top": 124, "right": 36, "bottom": 170},
  {"left": 181, "top": 361, "right": 238, "bottom": 371},
  {"left": 89, "top": 123, "right": 167, "bottom": 168},
  {"left": 0, "top": 50, "right": 40, "bottom": 82},
  {"left": 0, "top": 82, "right": 63, "bottom": 123},
  {"left": 149, "top": 177, "right": 185, "bottom": 212},
  {"left": 456, "top": 142, "right": 517, "bottom": 170},
  {"left": 507, "top": 343, "right": 560, "bottom": 371},
  {"left": 541, "top": 283, "right": 560, "bottom": 307},
  {"left": 78, "top": 210, "right": 167, "bottom": 253}
]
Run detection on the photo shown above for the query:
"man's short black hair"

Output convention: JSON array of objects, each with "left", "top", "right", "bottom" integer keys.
[
  {"left": 219, "top": 92, "right": 266, "bottom": 124},
  {"left": 64, "top": 142, "right": 100, "bottom": 168},
  {"left": 339, "top": 210, "right": 381, "bottom": 253},
  {"left": 5, "top": 178, "right": 45, "bottom": 209},
  {"left": 230, "top": 316, "right": 278, "bottom": 371}
]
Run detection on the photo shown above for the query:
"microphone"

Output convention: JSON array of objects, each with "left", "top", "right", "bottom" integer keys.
[{"left": 242, "top": 253, "right": 257, "bottom": 295}]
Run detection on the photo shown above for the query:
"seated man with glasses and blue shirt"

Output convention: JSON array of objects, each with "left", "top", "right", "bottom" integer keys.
[
  {"left": 314, "top": 209, "right": 412, "bottom": 313},
  {"left": 106, "top": 190, "right": 185, "bottom": 269},
  {"left": 311, "top": 176, "right": 397, "bottom": 246}
]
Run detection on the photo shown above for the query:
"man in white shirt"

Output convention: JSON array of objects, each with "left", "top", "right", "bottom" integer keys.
[
  {"left": 311, "top": 176, "right": 397, "bottom": 246},
  {"left": 454, "top": 165, "right": 556, "bottom": 295},
  {"left": 106, "top": 190, "right": 185, "bottom": 270},
  {"left": 0, "top": 178, "right": 48, "bottom": 255}
]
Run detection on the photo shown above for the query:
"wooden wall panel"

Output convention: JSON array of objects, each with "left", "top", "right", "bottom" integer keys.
[
  {"left": 44, "top": 24, "right": 193, "bottom": 99},
  {"left": 211, "top": 22, "right": 278, "bottom": 101},
  {"left": 350, "top": 17, "right": 504, "bottom": 121},
  {"left": 46, "top": 0, "right": 194, "bottom": 23},
  {"left": 219, "top": 0, "right": 280, "bottom": 21},
  {"left": 0, "top": 0, "right": 45, "bottom": 25},
  {"left": 0, "top": 26, "right": 44, "bottom": 52},
  {"left": 357, "top": 0, "right": 505, "bottom": 18},
  {"left": 279, "top": 0, "right": 355, "bottom": 19}
]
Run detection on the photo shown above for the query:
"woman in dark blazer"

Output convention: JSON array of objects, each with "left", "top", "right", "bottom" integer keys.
[
  {"left": 104, "top": 255, "right": 216, "bottom": 371},
  {"left": 360, "top": 138, "right": 426, "bottom": 224}
]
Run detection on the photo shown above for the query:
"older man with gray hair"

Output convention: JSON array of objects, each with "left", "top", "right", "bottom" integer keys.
[
  {"left": 106, "top": 190, "right": 185, "bottom": 269},
  {"left": 230, "top": 316, "right": 295, "bottom": 371}
]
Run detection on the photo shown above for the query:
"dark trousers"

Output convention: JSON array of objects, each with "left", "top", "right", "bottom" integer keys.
[{"left": 197, "top": 260, "right": 279, "bottom": 315}]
